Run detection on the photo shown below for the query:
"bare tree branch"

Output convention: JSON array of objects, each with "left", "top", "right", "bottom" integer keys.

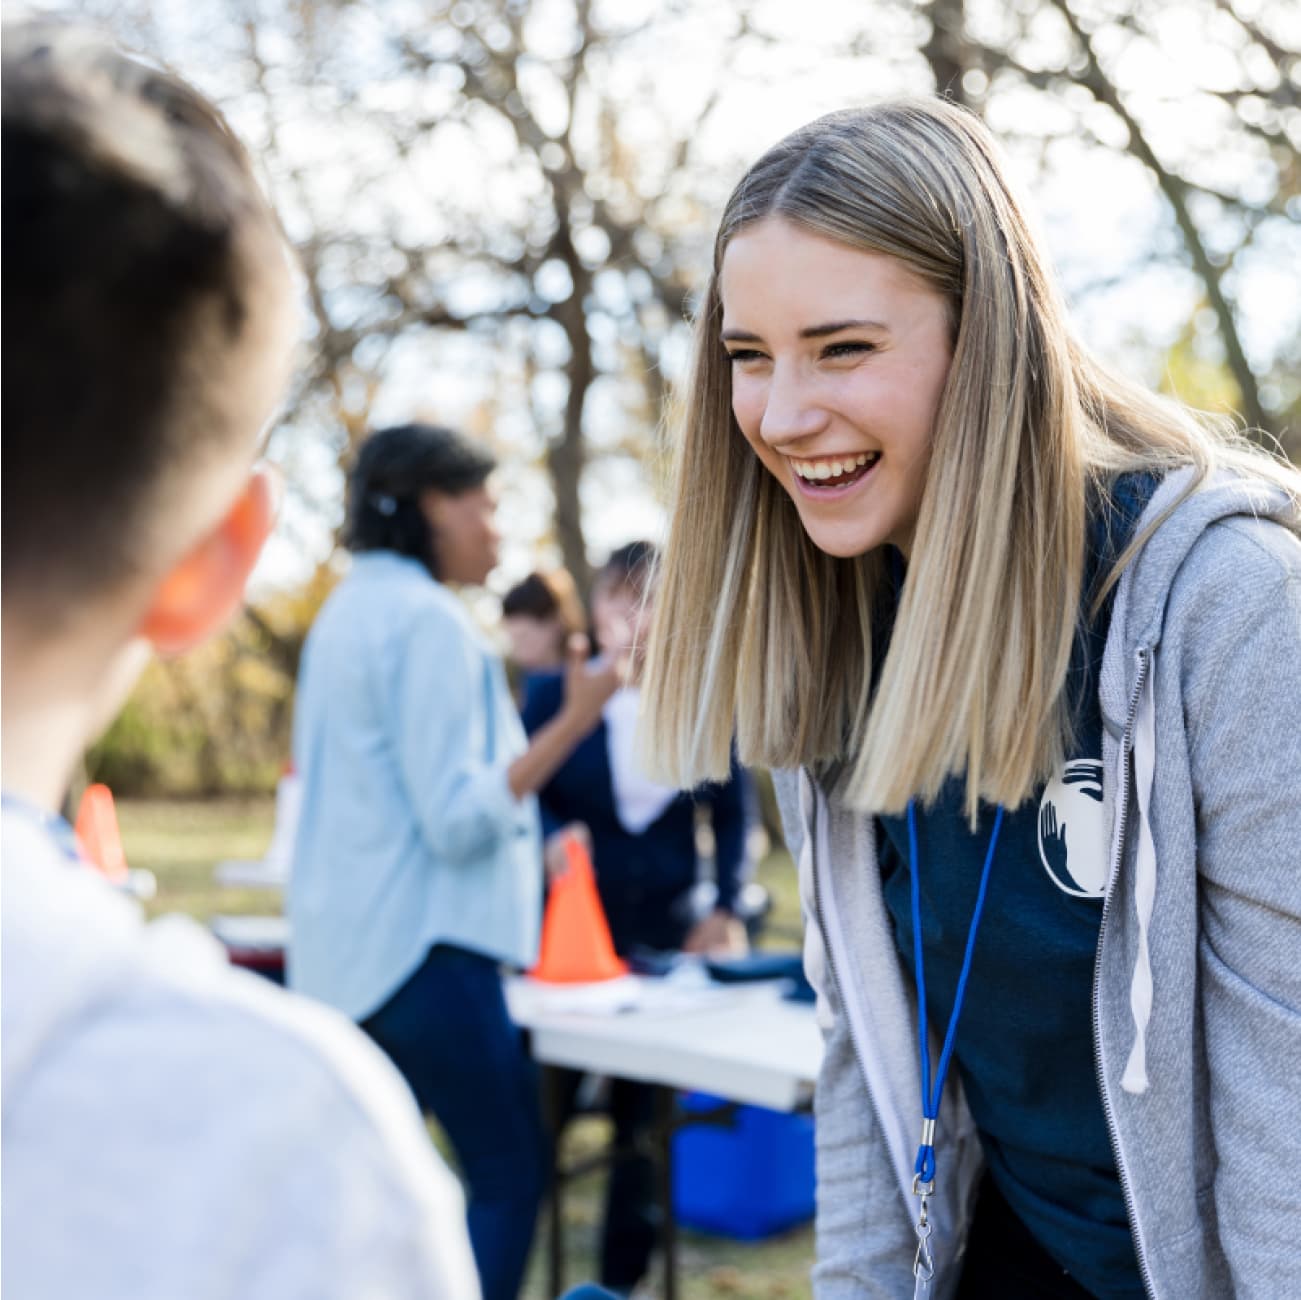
[{"left": 1049, "top": 0, "right": 1273, "bottom": 437}]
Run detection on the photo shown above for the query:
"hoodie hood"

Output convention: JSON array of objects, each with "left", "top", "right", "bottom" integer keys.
[
  {"left": 1098, "top": 466, "right": 1300, "bottom": 1096},
  {"left": 1, "top": 812, "right": 227, "bottom": 1106},
  {"left": 1101, "top": 466, "right": 1299, "bottom": 719},
  {"left": 1, "top": 814, "right": 144, "bottom": 1102}
]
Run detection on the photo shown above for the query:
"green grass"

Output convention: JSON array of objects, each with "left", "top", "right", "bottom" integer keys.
[
  {"left": 118, "top": 796, "right": 279, "bottom": 922},
  {"left": 117, "top": 798, "right": 814, "bottom": 1299}
]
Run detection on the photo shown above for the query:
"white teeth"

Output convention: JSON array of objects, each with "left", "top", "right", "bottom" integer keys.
[{"left": 792, "top": 454, "right": 879, "bottom": 481}]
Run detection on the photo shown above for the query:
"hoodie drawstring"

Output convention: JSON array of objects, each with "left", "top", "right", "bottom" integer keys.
[{"left": 1122, "top": 665, "right": 1158, "bottom": 1095}]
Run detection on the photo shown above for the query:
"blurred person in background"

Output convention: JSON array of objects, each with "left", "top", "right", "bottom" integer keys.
[
  {"left": 289, "top": 423, "right": 625, "bottom": 1300},
  {"left": 501, "top": 567, "right": 587, "bottom": 687},
  {"left": 1, "top": 24, "right": 477, "bottom": 1299},
  {"left": 524, "top": 542, "right": 754, "bottom": 957},
  {"left": 521, "top": 540, "right": 755, "bottom": 1294}
]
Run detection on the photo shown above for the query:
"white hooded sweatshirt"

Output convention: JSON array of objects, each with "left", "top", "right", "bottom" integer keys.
[{"left": 1, "top": 808, "right": 480, "bottom": 1300}]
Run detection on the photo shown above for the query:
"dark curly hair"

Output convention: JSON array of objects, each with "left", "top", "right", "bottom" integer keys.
[{"left": 344, "top": 423, "right": 496, "bottom": 578}]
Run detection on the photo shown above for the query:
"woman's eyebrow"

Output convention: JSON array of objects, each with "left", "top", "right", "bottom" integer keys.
[
  {"left": 720, "top": 319, "right": 888, "bottom": 343},
  {"left": 799, "top": 318, "right": 887, "bottom": 338}
]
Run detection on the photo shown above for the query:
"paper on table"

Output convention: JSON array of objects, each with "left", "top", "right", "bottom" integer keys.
[
  {"left": 512, "top": 964, "right": 793, "bottom": 1021},
  {"left": 513, "top": 975, "right": 645, "bottom": 1016},
  {"left": 631, "top": 977, "right": 780, "bottom": 1018}
]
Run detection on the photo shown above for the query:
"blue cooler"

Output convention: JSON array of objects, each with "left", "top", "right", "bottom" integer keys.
[{"left": 672, "top": 1092, "right": 815, "bottom": 1239}]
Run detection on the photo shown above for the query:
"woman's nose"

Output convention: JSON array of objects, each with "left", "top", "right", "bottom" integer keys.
[{"left": 758, "top": 364, "right": 827, "bottom": 446}]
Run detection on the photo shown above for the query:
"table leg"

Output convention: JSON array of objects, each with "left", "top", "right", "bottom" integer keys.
[
  {"left": 541, "top": 1064, "right": 566, "bottom": 1299},
  {"left": 654, "top": 1086, "right": 678, "bottom": 1300}
]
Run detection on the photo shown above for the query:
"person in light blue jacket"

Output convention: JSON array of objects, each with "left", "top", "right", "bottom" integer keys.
[{"left": 289, "top": 423, "right": 623, "bottom": 1300}]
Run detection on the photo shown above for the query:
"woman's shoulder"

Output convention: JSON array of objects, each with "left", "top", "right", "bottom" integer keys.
[
  {"left": 323, "top": 553, "right": 446, "bottom": 614},
  {"left": 1204, "top": 508, "right": 1301, "bottom": 569},
  {"left": 363, "top": 562, "right": 477, "bottom": 642},
  {"left": 1161, "top": 511, "right": 1301, "bottom": 692},
  {"left": 322, "top": 564, "right": 493, "bottom": 679},
  {"left": 1117, "top": 467, "right": 1299, "bottom": 643},
  {"left": 1174, "top": 510, "right": 1301, "bottom": 611}
]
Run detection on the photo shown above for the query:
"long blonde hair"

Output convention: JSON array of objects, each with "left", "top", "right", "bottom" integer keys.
[{"left": 642, "top": 99, "right": 1299, "bottom": 821}]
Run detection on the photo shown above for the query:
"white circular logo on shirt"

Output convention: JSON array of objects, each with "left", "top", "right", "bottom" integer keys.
[{"left": 1037, "top": 760, "right": 1108, "bottom": 898}]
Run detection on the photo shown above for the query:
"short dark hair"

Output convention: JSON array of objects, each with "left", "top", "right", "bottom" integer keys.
[
  {"left": 344, "top": 423, "right": 496, "bottom": 578},
  {"left": 501, "top": 574, "right": 558, "bottom": 620},
  {"left": 501, "top": 570, "right": 586, "bottom": 635},
  {"left": 594, "top": 540, "right": 659, "bottom": 596},
  {"left": 1, "top": 21, "right": 291, "bottom": 609}
]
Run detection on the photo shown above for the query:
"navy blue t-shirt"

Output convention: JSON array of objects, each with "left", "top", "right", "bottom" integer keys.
[{"left": 877, "top": 473, "right": 1158, "bottom": 1299}]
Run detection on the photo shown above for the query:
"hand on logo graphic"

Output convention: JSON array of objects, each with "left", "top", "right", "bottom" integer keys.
[
  {"left": 1062, "top": 760, "right": 1104, "bottom": 802},
  {"left": 1040, "top": 800, "right": 1069, "bottom": 881}
]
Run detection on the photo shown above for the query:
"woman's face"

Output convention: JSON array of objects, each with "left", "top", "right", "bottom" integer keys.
[
  {"left": 719, "top": 216, "right": 954, "bottom": 558},
  {"left": 420, "top": 483, "right": 501, "bottom": 586},
  {"left": 503, "top": 614, "right": 566, "bottom": 672}
]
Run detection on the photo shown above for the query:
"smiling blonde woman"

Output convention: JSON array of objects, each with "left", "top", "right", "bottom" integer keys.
[{"left": 642, "top": 100, "right": 1301, "bottom": 1299}]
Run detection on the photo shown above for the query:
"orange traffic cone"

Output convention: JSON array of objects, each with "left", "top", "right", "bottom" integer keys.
[
  {"left": 74, "top": 783, "right": 128, "bottom": 884},
  {"left": 531, "top": 835, "right": 628, "bottom": 984}
]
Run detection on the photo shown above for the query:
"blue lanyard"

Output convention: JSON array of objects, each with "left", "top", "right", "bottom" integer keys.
[
  {"left": 906, "top": 797, "right": 1005, "bottom": 1289},
  {"left": 909, "top": 798, "right": 1005, "bottom": 1182},
  {"left": 891, "top": 546, "right": 1007, "bottom": 1285}
]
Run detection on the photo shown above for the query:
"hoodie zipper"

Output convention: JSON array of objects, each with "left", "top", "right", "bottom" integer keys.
[
  {"left": 805, "top": 780, "right": 912, "bottom": 1218},
  {"left": 1091, "top": 645, "right": 1158, "bottom": 1299}
]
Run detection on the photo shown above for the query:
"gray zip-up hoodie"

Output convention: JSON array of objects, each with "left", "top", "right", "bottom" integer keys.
[{"left": 776, "top": 469, "right": 1301, "bottom": 1299}]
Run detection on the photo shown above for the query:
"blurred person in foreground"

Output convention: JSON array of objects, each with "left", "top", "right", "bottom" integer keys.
[
  {"left": 0, "top": 22, "right": 476, "bottom": 1299},
  {"left": 501, "top": 567, "right": 587, "bottom": 683},
  {"left": 289, "top": 422, "right": 625, "bottom": 1300},
  {"left": 521, "top": 540, "right": 755, "bottom": 1294}
]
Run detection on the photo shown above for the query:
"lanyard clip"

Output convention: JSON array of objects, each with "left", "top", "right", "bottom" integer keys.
[{"left": 911, "top": 1171, "right": 935, "bottom": 1283}]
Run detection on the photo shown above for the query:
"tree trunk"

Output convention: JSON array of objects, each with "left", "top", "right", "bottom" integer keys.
[
  {"left": 550, "top": 262, "right": 595, "bottom": 596},
  {"left": 922, "top": 0, "right": 969, "bottom": 106}
]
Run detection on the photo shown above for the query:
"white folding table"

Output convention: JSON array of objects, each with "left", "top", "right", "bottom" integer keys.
[{"left": 505, "top": 975, "right": 823, "bottom": 1299}]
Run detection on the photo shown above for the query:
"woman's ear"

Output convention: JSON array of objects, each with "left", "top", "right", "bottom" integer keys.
[{"left": 138, "top": 465, "right": 279, "bottom": 656}]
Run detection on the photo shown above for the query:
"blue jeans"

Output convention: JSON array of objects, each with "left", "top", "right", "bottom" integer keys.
[{"left": 362, "top": 944, "right": 547, "bottom": 1300}]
